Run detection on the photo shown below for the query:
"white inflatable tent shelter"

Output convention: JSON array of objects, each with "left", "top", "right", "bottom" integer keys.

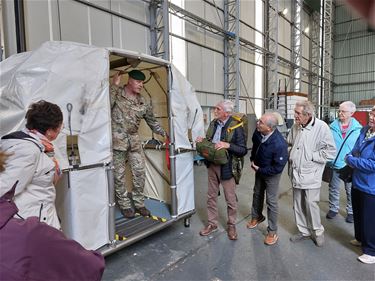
[{"left": 0, "top": 41, "right": 204, "bottom": 256}]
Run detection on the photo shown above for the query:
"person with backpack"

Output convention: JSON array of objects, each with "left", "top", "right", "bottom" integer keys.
[
  {"left": 0, "top": 151, "right": 105, "bottom": 280},
  {"left": 0, "top": 100, "right": 63, "bottom": 229},
  {"left": 196, "top": 100, "right": 247, "bottom": 240},
  {"left": 246, "top": 113, "right": 288, "bottom": 245}
]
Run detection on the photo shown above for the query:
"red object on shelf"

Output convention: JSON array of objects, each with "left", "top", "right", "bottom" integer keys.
[{"left": 353, "top": 111, "right": 369, "bottom": 126}]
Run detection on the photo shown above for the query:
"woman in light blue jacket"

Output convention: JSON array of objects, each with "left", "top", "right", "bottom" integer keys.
[
  {"left": 326, "top": 101, "right": 362, "bottom": 223},
  {"left": 346, "top": 106, "right": 375, "bottom": 264}
]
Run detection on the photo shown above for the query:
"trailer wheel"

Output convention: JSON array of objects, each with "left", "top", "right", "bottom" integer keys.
[{"left": 184, "top": 217, "right": 191, "bottom": 227}]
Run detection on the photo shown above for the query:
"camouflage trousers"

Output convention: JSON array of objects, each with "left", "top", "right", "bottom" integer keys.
[{"left": 113, "top": 148, "right": 146, "bottom": 210}]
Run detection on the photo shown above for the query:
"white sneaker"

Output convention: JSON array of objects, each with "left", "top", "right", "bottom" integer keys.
[
  {"left": 358, "top": 254, "right": 375, "bottom": 264},
  {"left": 350, "top": 239, "right": 361, "bottom": 247}
]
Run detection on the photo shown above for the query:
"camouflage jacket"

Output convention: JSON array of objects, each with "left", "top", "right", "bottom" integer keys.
[{"left": 110, "top": 85, "right": 166, "bottom": 150}]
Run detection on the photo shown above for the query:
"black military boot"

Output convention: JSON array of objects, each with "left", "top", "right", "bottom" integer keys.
[
  {"left": 135, "top": 206, "right": 151, "bottom": 217},
  {"left": 121, "top": 208, "right": 135, "bottom": 219}
]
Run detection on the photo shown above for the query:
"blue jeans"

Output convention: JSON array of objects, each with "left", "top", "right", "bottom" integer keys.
[{"left": 328, "top": 169, "right": 352, "bottom": 214}]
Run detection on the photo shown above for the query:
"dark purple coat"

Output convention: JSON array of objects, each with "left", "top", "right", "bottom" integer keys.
[{"left": 0, "top": 182, "right": 105, "bottom": 281}]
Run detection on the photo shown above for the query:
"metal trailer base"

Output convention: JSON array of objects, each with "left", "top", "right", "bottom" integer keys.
[{"left": 99, "top": 210, "right": 195, "bottom": 256}]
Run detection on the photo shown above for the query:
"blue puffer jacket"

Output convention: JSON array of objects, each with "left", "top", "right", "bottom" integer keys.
[
  {"left": 250, "top": 129, "right": 288, "bottom": 175},
  {"left": 329, "top": 118, "right": 362, "bottom": 169},
  {"left": 206, "top": 117, "right": 248, "bottom": 181},
  {"left": 346, "top": 126, "right": 375, "bottom": 195}
]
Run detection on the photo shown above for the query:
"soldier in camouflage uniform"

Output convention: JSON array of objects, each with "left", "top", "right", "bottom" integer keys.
[{"left": 111, "top": 70, "right": 167, "bottom": 218}]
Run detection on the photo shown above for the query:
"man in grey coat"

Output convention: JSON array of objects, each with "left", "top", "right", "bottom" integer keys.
[{"left": 287, "top": 101, "right": 336, "bottom": 247}]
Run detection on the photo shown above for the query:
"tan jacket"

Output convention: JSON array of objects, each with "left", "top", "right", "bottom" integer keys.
[{"left": 287, "top": 117, "right": 336, "bottom": 189}]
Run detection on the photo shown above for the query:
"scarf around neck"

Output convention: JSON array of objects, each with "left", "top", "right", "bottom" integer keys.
[{"left": 26, "top": 129, "right": 61, "bottom": 184}]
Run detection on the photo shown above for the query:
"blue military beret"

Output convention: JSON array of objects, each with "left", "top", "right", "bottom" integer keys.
[{"left": 128, "top": 70, "right": 145, "bottom": 81}]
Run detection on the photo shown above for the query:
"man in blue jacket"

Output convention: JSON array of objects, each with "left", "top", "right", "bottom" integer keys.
[{"left": 246, "top": 113, "right": 288, "bottom": 245}]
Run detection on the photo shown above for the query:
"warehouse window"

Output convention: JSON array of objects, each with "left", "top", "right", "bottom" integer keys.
[{"left": 170, "top": 0, "right": 186, "bottom": 76}]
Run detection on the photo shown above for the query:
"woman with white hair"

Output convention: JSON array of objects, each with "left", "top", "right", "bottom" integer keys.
[
  {"left": 326, "top": 101, "right": 362, "bottom": 223},
  {"left": 345, "top": 105, "right": 375, "bottom": 264}
]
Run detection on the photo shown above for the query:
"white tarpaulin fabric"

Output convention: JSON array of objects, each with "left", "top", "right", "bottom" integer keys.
[
  {"left": 0, "top": 41, "right": 204, "bottom": 248},
  {"left": 55, "top": 167, "right": 109, "bottom": 250},
  {"left": 0, "top": 41, "right": 112, "bottom": 168},
  {"left": 170, "top": 65, "right": 204, "bottom": 150}
]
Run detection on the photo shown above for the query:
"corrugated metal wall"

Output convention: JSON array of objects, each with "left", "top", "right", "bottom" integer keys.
[
  {"left": 2, "top": 0, "right": 318, "bottom": 114},
  {"left": 333, "top": 3, "right": 375, "bottom": 105}
]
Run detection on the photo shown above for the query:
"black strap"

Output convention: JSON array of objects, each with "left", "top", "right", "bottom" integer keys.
[
  {"left": 332, "top": 130, "right": 354, "bottom": 166},
  {"left": 2, "top": 131, "right": 33, "bottom": 140},
  {"left": 1, "top": 131, "right": 42, "bottom": 151}
]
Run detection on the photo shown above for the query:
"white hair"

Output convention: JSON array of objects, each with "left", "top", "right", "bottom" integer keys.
[
  {"left": 218, "top": 100, "right": 234, "bottom": 113},
  {"left": 340, "top": 101, "right": 356, "bottom": 113},
  {"left": 263, "top": 113, "right": 278, "bottom": 130},
  {"left": 295, "top": 100, "right": 315, "bottom": 116}
]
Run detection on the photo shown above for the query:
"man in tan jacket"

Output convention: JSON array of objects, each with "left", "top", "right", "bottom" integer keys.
[{"left": 287, "top": 101, "right": 336, "bottom": 247}]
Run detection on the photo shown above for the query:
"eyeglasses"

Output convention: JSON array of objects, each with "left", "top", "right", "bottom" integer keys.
[{"left": 338, "top": 110, "right": 350, "bottom": 113}]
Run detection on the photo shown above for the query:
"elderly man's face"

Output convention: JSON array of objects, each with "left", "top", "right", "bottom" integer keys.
[
  {"left": 127, "top": 77, "right": 144, "bottom": 94},
  {"left": 256, "top": 115, "right": 271, "bottom": 135},
  {"left": 213, "top": 104, "right": 228, "bottom": 121},
  {"left": 294, "top": 106, "right": 311, "bottom": 126}
]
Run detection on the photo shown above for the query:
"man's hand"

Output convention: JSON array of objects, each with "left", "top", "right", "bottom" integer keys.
[
  {"left": 195, "top": 136, "right": 204, "bottom": 143},
  {"left": 112, "top": 71, "right": 121, "bottom": 86},
  {"left": 251, "top": 161, "right": 259, "bottom": 172},
  {"left": 214, "top": 141, "right": 229, "bottom": 150}
]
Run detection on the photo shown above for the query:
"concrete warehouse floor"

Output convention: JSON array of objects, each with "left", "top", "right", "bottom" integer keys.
[{"left": 102, "top": 158, "right": 375, "bottom": 281}]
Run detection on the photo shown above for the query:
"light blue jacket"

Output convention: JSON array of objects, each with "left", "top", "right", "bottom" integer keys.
[
  {"left": 329, "top": 118, "right": 362, "bottom": 169},
  {"left": 346, "top": 126, "right": 375, "bottom": 195}
]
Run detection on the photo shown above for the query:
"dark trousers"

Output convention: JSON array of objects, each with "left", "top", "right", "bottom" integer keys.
[
  {"left": 251, "top": 172, "right": 281, "bottom": 233},
  {"left": 352, "top": 187, "right": 375, "bottom": 256}
]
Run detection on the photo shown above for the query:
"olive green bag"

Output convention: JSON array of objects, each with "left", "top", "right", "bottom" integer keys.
[
  {"left": 200, "top": 113, "right": 248, "bottom": 184},
  {"left": 196, "top": 139, "right": 229, "bottom": 165}
]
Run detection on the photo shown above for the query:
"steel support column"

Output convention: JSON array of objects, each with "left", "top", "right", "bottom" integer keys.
[
  {"left": 265, "top": 0, "right": 279, "bottom": 110},
  {"left": 321, "top": 0, "right": 334, "bottom": 120},
  {"left": 149, "top": 0, "right": 170, "bottom": 60},
  {"left": 291, "top": 0, "right": 302, "bottom": 93},
  {"left": 309, "top": 10, "right": 321, "bottom": 107},
  {"left": 223, "top": 0, "right": 240, "bottom": 111}
]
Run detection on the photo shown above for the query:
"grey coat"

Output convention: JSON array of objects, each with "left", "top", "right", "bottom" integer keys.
[
  {"left": 0, "top": 132, "right": 60, "bottom": 229},
  {"left": 287, "top": 117, "right": 336, "bottom": 189}
]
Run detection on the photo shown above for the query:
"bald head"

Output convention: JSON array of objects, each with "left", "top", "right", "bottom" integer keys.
[
  {"left": 263, "top": 113, "right": 278, "bottom": 130},
  {"left": 257, "top": 112, "right": 278, "bottom": 135}
]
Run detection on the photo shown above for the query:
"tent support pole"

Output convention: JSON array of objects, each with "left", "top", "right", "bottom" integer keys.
[{"left": 167, "top": 66, "right": 178, "bottom": 218}]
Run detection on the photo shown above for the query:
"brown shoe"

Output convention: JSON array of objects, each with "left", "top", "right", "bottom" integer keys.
[
  {"left": 246, "top": 216, "right": 265, "bottom": 229},
  {"left": 264, "top": 233, "right": 278, "bottom": 245},
  {"left": 135, "top": 206, "right": 151, "bottom": 217},
  {"left": 199, "top": 224, "right": 218, "bottom": 236},
  {"left": 121, "top": 208, "right": 135, "bottom": 219},
  {"left": 227, "top": 225, "right": 238, "bottom": 240}
]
